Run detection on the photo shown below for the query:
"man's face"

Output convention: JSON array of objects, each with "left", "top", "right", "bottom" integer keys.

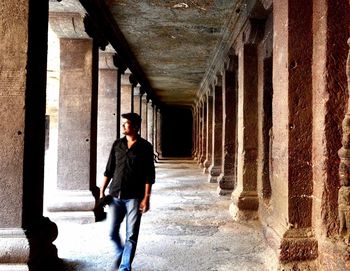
[{"left": 121, "top": 118, "right": 135, "bottom": 135}]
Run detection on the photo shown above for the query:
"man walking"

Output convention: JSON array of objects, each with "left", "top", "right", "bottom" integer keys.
[{"left": 100, "top": 112, "right": 155, "bottom": 271}]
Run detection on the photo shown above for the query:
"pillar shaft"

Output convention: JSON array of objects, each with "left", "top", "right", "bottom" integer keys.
[
  {"left": 48, "top": 38, "right": 97, "bottom": 222},
  {"left": 199, "top": 99, "right": 207, "bottom": 167},
  {"left": 133, "top": 85, "right": 141, "bottom": 116},
  {"left": 231, "top": 44, "right": 259, "bottom": 220},
  {"left": 141, "top": 95, "right": 148, "bottom": 138},
  {"left": 120, "top": 72, "right": 133, "bottom": 116},
  {"left": 218, "top": 58, "right": 238, "bottom": 195},
  {"left": 156, "top": 108, "right": 163, "bottom": 158},
  {"left": 0, "top": 0, "right": 58, "bottom": 269},
  {"left": 203, "top": 94, "right": 213, "bottom": 173},
  {"left": 147, "top": 100, "right": 154, "bottom": 145},
  {"left": 270, "top": 0, "right": 317, "bottom": 266},
  {"left": 97, "top": 51, "right": 117, "bottom": 186},
  {"left": 209, "top": 81, "right": 223, "bottom": 183}
]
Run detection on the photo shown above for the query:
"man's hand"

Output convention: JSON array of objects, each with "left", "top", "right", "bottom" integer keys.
[{"left": 139, "top": 196, "right": 150, "bottom": 213}]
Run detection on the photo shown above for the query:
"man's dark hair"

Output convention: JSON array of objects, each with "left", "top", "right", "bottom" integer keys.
[{"left": 121, "top": 112, "right": 142, "bottom": 130}]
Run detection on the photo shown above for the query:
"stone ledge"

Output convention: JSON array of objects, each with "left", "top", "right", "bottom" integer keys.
[
  {"left": 0, "top": 264, "right": 28, "bottom": 271},
  {"left": 46, "top": 190, "right": 95, "bottom": 212},
  {"left": 0, "top": 229, "right": 29, "bottom": 264}
]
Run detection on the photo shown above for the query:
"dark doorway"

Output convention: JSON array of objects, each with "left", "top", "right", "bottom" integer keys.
[{"left": 161, "top": 107, "right": 193, "bottom": 157}]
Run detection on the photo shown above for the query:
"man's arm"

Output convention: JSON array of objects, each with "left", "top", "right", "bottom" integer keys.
[
  {"left": 139, "top": 183, "right": 152, "bottom": 213},
  {"left": 99, "top": 176, "right": 111, "bottom": 198}
]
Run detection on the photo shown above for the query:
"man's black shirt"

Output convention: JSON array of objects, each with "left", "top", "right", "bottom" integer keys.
[{"left": 104, "top": 136, "right": 155, "bottom": 199}]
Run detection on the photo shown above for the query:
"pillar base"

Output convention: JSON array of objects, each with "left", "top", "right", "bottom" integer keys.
[
  {"left": 217, "top": 173, "right": 234, "bottom": 195},
  {"left": 263, "top": 226, "right": 319, "bottom": 270},
  {"left": 26, "top": 217, "right": 61, "bottom": 271},
  {"left": 46, "top": 190, "right": 95, "bottom": 223},
  {"left": 208, "top": 165, "right": 221, "bottom": 183},
  {"left": 280, "top": 228, "right": 318, "bottom": 263},
  {"left": 202, "top": 159, "right": 211, "bottom": 174},
  {"left": 230, "top": 190, "right": 259, "bottom": 220},
  {"left": 0, "top": 229, "right": 29, "bottom": 266}
]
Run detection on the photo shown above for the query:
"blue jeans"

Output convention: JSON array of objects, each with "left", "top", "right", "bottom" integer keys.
[{"left": 109, "top": 198, "right": 142, "bottom": 271}]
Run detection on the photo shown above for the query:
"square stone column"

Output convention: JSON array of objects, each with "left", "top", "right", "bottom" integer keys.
[
  {"left": 193, "top": 104, "right": 201, "bottom": 160},
  {"left": 156, "top": 108, "right": 163, "bottom": 158},
  {"left": 147, "top": 99, "right": 154, "bottom": 145},
  {"left": 133, "top": 84, "right": 141, "bottom": 116},
  {"left": 196, "top": 101, "right": 204, "bottom": 163},
  {"left": 208, "top": 78, "right": 223, "bottom": 183},
  {"left": 97, "top": 49, "right": 117, "bottom": 186},
  {"left": 141, "top": 94, "right": 148, "bottom": 138},
  {"left": 218, "top": 56, "right": 238, "bottom": 195},
  {"left": 46, "top": 38, "right": 97, "bottom": 222},
  {"left": 0, "top": 1, "right": 60, "bottom": 269},
  {"left": 199, "top": 98, "right": 207, "bottom": 167},
  {"left": 230, "top": 44, "right": 259, "bottom": 220},
  {"left": 203, "top": 93, "right": 213, "bottom": 173},
  {"left": 267, "top": 0, "right": 317, "bottom": 267},
  {"left": 121, "top": 71, "right": 133, "bottom": 116}
]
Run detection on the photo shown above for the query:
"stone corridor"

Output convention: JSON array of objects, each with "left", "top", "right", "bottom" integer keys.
[{"left": 53, "top": 159, "right": 277, "bottom": 271}]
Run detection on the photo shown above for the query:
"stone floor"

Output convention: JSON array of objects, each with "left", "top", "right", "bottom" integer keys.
[{"left": 51, "top": 159, "right": 278, "bottom": 271}]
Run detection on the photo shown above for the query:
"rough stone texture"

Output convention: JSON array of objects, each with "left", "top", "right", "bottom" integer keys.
[
  {"left": 52, "top": 160, "right": 278, "bottom": 271},
  {"left": 120, "top": 72, "right": 132, "bottom": 115},
  {"left": 256, "top": 13, "right": 273, "bottom": 205},
  {"left": 133, "top": 85, "right": 141, "bottom": 115},
  {"left": 231, "top": 42, "right": 259, "bottom": 219},
  {"left": 312, "top": 0, "right": 350, "bottom": 249},
  {"left": 218, "top": 57, "right": 238, "bottom": 195},
  {"left": 208, "top": 81, "right": 223, "bottom": 183},
  {"left": 147, "top": 101, "right": 154, "bottom": 145},
  {"left": 107, "top": 0, "right": 237, "bottom": 105},
  {"left": 199, "top": 100, "right": 207, "bottom": 166},
  {"left": 141, "top": 95, "right": 148, "bottom": 138},
  {"left": 97, "top": 51, "right": 117, "bottom": 187},
  {"left": 155, "top": 108, "right": 162, "bottom": 158},
  {"left": 0, "top": 0, "right": 27, "bottom": 229},
  {"left": 203, "top": 93, "right": 213, "bottom": 173},
  {"left": 57, "top": 38, "right": 93, "bottom": 191},
  {"left": 49, "top": 38, "right": 95, "bottom": 217}
]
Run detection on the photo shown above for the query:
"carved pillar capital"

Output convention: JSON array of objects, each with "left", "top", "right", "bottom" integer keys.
[
  {"left": 113, "top": 54, "right": 127, "bottom": 73},
  {"left": 83, "top": 14, "right": 108, "bottom": 50},
  {"left": 129, "top": 73, "right": 138, "bottom": 88}
]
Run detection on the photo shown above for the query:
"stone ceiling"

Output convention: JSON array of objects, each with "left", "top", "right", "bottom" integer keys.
[
  {"left": 49, "top": 0, "right": 240, "bottom": 106},
  {"left": 106, "top": 0, "right": 237, "bottom": 106}
]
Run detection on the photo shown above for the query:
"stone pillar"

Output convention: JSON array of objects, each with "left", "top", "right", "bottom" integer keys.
[
  {"left": 129, "top": 74, "right": 138, "bottom": 113},
  {"left": 156, "top": 107, "right": 163, "bottom": 158},
  {"left": 0, "top": 1, "right": 60, "bottom": 269},
  {"left": 199, "top": 97, "right": 207, "bottom": 167},
  {"left": 230, "top": 44, "right": 259, "bottom": 220},
  {"left": 312, "top": 3, "right": 350, "bottom": 265},
  {"left": 191, "top": 106, "right": 196, "bottom": 158},
  {"left": 208, "top": 77, "right": 223, "bottom": 183},
  {"left": 193, "top": 103, "right": 201, "bottom": 160},
  {"left": 147, "top": 99, "right": 154, "bottom": 145},
  {"left": 338, "top": 40, "right": 350, "bottom": 257},
  {"left": 269, "top": 1, "right": 316, "bottom": 267},
  {"left": 203, "top": 92, "right": 213, "bottom": 173},
  {"left": 121, "top": 71, "right": 133, "bottom": 117},
  {"left": 141, "top": 93, "right": 148, "bottom": 139},
  {"left": 133, "top": 84, "right": 141, "bottom": 116},
  {"left": 153, "top": 105, "right": 159, "bottom": 159},
  {"left": 218, "top": 55, "right": 238, "bottom": 195},
  {"left": 113, "top": 54, "right": 127, "bottom": 139},
  {"left": 97, "top": 47, "right": 117, "bottom": 186},
  {"left": 196, "top": 101, "right": 203, "bottom": 163},
  {"left": 47, "top": 37, "right": 97, "bottom": 222}
]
